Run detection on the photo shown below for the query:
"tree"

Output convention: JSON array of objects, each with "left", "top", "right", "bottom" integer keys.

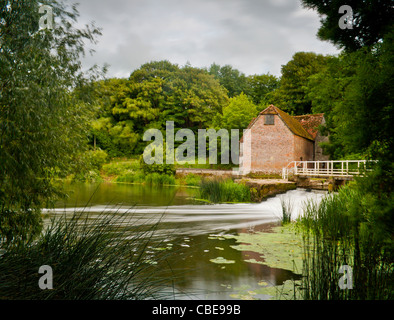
[
  {"left": 306, "top": 54, "right": 358, "bottom": 159},
  {"left": 90, "top": 78, "right": 136, "bottom": 157},
  {"left": 246, "top": 73, "right": 280, "bottom": 106},
  {"left": 306, "top": 31, "right": 394, "bottom": 161},
  {"left": 166, "top": 65, "right": 228, "bottom": 130},
  {"left": 301, "top": 0, "right": 394, "bottom": 52},
  {"left": 215, "top": 93, "right": 259, "bottom": 131},
  {"left": 269, "top": 52, "right": 331, "bottom": 115},
  {"left": 0, "top": 0, "right": 102, "bottom": 243},
  {"left": 91, "top": 62, "right": 229, "bottom": 157},
  {"left": 208, "top": 63, "right": 250, "bottom": 98}
]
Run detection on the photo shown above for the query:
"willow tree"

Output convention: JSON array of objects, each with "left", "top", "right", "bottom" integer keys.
[{"left": 0, "top": 0, "right": 102, "bottom": 243}]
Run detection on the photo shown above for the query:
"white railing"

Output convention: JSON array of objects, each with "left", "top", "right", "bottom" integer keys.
[{"left": 282, "top": 160, "right": 376, "bottom": 180}]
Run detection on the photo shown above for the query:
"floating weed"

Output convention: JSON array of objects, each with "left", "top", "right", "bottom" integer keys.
[
  {"left": 229, "top": 280, "right": 301, "bottom": 300},
  {"left": 209, "top": 257, "right": 236, "bottom": 264},
  {"left": 229, "top": 293, "right": 258, "bottom": 300},
  {"left": 229, "top": 224, "right": 303, "bottom": 273}
]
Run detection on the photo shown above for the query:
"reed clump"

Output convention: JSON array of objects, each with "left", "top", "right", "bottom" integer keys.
[
  {"left": 298, "top": 177, "right": 393, "bottom": 300},
  {"left": 279, "top": 197, "right": 293, "bottom": 225},
  {"left": 198, "top": 178, "right": 251, "bottom": 203},
  {"left": 0, "top": 210, "right": 174, "bottom": 300}
]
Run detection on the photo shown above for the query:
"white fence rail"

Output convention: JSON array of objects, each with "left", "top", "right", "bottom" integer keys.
[{"left": 282, "top": 160, "right": 376, "bottom": 180}]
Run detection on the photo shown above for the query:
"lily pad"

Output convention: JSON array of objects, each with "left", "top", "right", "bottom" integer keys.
[{"left": 229, "top": 224, "right": 303, "bottom": 273}]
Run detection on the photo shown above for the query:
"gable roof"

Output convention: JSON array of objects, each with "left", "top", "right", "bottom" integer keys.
[
  {"left": 240, "top": 105, "right": 325, "bottom": 143},
  {"left": 260, "top": 105, "right": 314, "bottom": 141}
]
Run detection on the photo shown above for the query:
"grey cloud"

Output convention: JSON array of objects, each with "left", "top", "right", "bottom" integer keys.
[{"left": 73, "top": 0, "right": 339, "bottom": 78}]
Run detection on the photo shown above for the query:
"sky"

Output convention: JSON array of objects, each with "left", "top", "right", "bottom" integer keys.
[{"left": 75, "top": 0, "right": 340, "bottom": 79}]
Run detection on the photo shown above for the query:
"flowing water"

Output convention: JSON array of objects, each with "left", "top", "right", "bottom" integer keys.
[{"left": 43, "top": 182, "right": 327, "bottom": 300}]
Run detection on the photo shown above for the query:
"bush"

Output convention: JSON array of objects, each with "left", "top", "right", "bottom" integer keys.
[
  {"left": 139, "top": 155, "right": 175, "bottom": 176},
  {"left": 71, "top": 149, "right": 108, "bottom": 182},
  {"left": 87, "top": 149, "right": 108, "bottom": 171},
  {"left": 102, "top": 160, "right": 140, "bottom": 176}
]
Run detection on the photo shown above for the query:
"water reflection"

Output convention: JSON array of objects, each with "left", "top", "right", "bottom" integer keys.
[{"left": 44, "top": 182, "right": 326, "bottom": 300}]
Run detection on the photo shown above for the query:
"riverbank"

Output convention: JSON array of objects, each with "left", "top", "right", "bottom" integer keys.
[{"left": 68, "top": 158, "right": 329, "bottom": 204}]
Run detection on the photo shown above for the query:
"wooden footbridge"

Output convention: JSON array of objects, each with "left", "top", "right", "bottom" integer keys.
[{"left": 282, "top": 160, "right": 376, "bottom": 180}]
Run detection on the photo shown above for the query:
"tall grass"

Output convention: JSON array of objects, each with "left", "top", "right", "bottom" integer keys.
[
  {"left": 116, "top": 172, "right": 176, "bottom": 186},
  {"left": 0, "top": 210, "right": 175, "bottom": 300},
  {"left": 299, "top": 187, "right": 393, "bottom": 300},
  {"left": 279, "top": 197, "right": 293, "bottom": 225},
  {"left": 102, "top": 159, "right": 140, "bottom": 176},
  {"left": 198, "top": 178, "right": 251, "bottom": 203}
]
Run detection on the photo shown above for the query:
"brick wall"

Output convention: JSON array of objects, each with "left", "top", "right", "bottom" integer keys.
[
  {"left": 250, "top": 114, "right": 294, "bottom": 173},
  {"left": 293, "top": 134, "right": 314, "bottom": 162},
  {"left": 240, "top": 114, "right": 315, "bottom": 174}
]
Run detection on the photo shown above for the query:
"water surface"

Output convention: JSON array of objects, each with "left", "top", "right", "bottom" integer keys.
[{"left": 44, "top": 182, "right": 326, "bottom": 299}]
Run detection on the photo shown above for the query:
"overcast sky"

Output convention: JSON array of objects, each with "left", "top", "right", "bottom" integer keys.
[{"left": 75, "top": 0, "right": 340, "bottom": 78}]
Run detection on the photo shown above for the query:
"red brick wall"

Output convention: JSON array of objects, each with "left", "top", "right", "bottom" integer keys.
[
  {"left": 250, "top": 114, "right": 294, "bottom": 172},
  {"left": 293, "top": 134, "right": 314, "bottom": 162},
  {"left": 240, "top": 114, "right": 314, "bottom": 173}
]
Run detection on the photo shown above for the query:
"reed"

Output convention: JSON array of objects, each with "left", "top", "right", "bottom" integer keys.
[
  {"left": 0, "top": 209, "right": 175, "bottom": 300},
  {"left": 116, "top": 172, "right": 176, "bottom": 186},
  {"left": 279, "top": 197, "right": 293, "bottom": 225},
  {"left": 198, "top": 178, "right": 251, "bottom": 203},
  {"left": 298, "top": 187, "right": 393, "bottom": 300}
]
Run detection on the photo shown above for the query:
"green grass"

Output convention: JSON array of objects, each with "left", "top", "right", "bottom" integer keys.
[
  {"left": 116, "top": 171, "right": 176, "bottom": 186},
  {"left": 101, "top": 159, "right": 140, "bottom": 176},
  {"left": 175, "top": 173, "right": 202, "bottom": 187},
  {"left": 101, "top": 159, "right": 177, "bottom": 186}
]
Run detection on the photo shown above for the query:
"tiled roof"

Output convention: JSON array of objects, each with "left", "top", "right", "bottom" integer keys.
[
  {"left": 260, "top": 105, "right": 314, "bottom": 141},
  {"left": 240, "top": 105, "right": 324, "bottom": 143},
  {"left": 293, "top": 113, "right": 325, "bottom": 140}
]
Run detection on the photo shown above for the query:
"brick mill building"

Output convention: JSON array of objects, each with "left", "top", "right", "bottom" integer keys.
[{"left": 239, "top": 105, "right": 329, "bottom": 174}]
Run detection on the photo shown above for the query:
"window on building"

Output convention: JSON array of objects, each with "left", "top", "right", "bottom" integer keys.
[{"left": 264, "top": 114, "right": 274, "bottom": 125}]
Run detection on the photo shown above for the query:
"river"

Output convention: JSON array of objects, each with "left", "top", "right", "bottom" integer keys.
[{"left": 43, "top": 182, "right": 327, "bottom": 300}]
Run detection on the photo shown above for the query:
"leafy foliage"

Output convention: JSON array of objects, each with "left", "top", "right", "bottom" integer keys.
[
  {"left": 301, "top": 0, "right": 394, "bottom": 52},
  {"left": 269, "top": 52, "right": 331, "bottom": 115},
  {"left": 306, "top": 32, "right": 394, "bottom": 160},
  {"left": 208, "top": 63, "right": 250, "bottom": 98},
  {"left": 91, "top": 61, "right": 229, "bottom": 157},
  {"left": 0, "top": 0, "right": 103, "bottom": 242}
]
